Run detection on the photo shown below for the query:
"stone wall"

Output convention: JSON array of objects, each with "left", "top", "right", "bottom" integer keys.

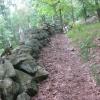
[{"left": 0, "top": 23, "right": 62, "bottom": 100}]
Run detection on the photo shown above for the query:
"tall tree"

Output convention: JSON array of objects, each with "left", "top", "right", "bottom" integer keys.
[
  {"left": 70, "top": 0, "right": 75, "bottom": 23},
  {"left": 95, "top": 0, "right": 100, "bottom": 21},
  {"left": 78, "top": 0, "right": 87, "bottom": 21}
]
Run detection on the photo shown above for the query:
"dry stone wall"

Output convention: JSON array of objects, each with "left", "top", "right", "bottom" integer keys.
[{"left": 0, "top": 23, "right": 62, "bottom": 100}]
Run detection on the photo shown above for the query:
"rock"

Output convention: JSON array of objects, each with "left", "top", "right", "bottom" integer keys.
[
  {"left": 39, "top": 38, "right": 50, "bottom": 46},
  {"left": 0, "top": 78, "right": 20, "bottom": 100},
  {"left": 0, "top": 60, "right": 16, "bottom": 79},
  {"left": 12, "top": 45, "right": 32, "bottom": 55},
  {"left": 26, "top": 80, "right": 38, "bottom": 96},
  {"left": 17, "top": 92, "right": 31, "bottom": 100},
  {"left": 54, "top": 24, "right": 63, "bottom": 33},
  {"left": 25, "top": 28, "right": 38, "bottom": 35},
  {"left": 34, "top": 66, "right": 49, "bottom": 82},
  {"left": 0, "top": 63, "right": 5, "bottom": 80},
  {"left": 86, "top": 16, "right": 98, "bottom": 24},
  {"left": 42, "top": 23, "right": 55, "bottom": 35},
  {"left": 3, "top": 60, "right": 16, "bottom": 78},
  {"left": 0, "top": 57, "right": 4, "bottom": 64},
  {"left": 19, "top": 59, "right": 38, "bottom": 75},
  {"left": 1, "top": 94, "right": 14, "bottom": 100},
  {"left": 16, "top": 70, "right": 38, "bottom": 96},
  {"left": 9, "top": 53, "right": 33, "bottom": 66},
  {"left": 25, "top": 39, "right": 42, "bottom": 58},
  {"left": 34, "top": 31, "right": 49, "bottom": 40},
  {"left": 26, "top": 39, "right": 41, "bottom": 49}
]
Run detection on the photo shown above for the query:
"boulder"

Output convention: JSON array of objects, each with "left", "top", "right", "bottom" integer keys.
[
  {"left": 86, "top": 16, "right": 98, "bottom": 24},
  {"left": 32, "top": 30, "right": 50, "bottom": 46},
  {"left": 34, "top": 66, "right": 49, "bottom": 83},
  {"left": 8, "top": 53, "right": 33, "bottom": 66},
  {"left": 0, "top": 63, "right": 5, "bottom": 80},
  {"left": 25, "top": 28, "right": 38, "bottom": 35},
  {"left": 12, "top": 45, "right": 32, "bottom": 55},
  {"left": 54, "top": 24, "right": 63, "bottom": 33},
  {"left": 17, "top": 92, "right": 31, "bottom": 100},
  {"left": 16, "top": 70, "right": 38, "bottom": 96},
  {"left": 0, "top": 60, "right": 16, "bottom": 79},
  {"left": 0, "top": 78, "right": 20, "bottom": 100},
  {"left": 33, "top": 31, "right": 49, "bottom": 40},
  {"left": 26, "top": 39, "right": 42, "bottom": 51},
  {"left": 3, "top": 60, "right": 16, "bottom": 78},
  {"left": 25, "top": 39, "right": 42, "bottom": 58},
  {"left": 19, "top": 59, "right": 38, "bottom": 75},
  {"left": 39, "top": 38, "right": 50, "bottom": 46},
  {"left": 42, "top": 23, "right": 55, "bottom": 35}
]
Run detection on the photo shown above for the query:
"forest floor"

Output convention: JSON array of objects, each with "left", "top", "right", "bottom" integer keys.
[{"left": 32, "top": 33, "right": 100, "bottom": 100}]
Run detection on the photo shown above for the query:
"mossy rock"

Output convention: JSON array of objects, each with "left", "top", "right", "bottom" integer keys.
[
  {"left": 0, "top": 60, "right": 16, "bottom": 79},
  {"left": 33, "top": 66, "right": 49, "bottom": 83},
  {"left": 17, "top": 92, "right": 31, "bottom": 100},
  {"left": 19, "top": 59, "right": 38, "bottom": 75},
  {"left": 0, "top": 78, "right": 20, "bottom": 100},
  {"left": 16, "top": 70, "right": 38, "bottom": 96}
]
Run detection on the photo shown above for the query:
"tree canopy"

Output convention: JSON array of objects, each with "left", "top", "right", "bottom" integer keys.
[{"left": 0, "top": 0, "right": 99, "bottom": 51}]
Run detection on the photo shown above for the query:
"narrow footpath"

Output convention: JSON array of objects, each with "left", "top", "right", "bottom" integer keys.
[{"left": 32, "top": 34, "right": 100, "bottom": 100}]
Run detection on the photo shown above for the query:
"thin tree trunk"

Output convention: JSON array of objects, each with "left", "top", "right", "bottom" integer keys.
[
  {"left": 53, "top": 6, "right": 58, "bottom": 23},
  {"left": 19, "top": 27, "right": 25, "bottom": 44},
  {"left": 1, "top": 30, "right": 5, "bottom": 49},
  {"left": 81, "top": 0, "right": 87, "bottom": 22},
  {"left": 59, "top": 8, "right": 63, "bottom": 30},
  {"left": 71, "top": 0, "right": 75, "bottom": 23},
  {"left": 95, "top": 0, "right": 100, "bottom": 21}
]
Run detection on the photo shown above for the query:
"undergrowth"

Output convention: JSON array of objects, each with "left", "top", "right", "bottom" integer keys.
[{"left": 67, "top": 22, "right": 100, "bottom": 61}]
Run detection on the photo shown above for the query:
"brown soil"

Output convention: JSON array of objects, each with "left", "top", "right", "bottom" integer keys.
[{"left": 32, "top": 34, "right": 100, "bottom": 100}]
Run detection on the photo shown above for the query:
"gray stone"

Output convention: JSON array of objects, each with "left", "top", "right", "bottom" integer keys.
[
  {"left": 26, "top": 39, "right": 41, "bottom": 50},
  {"left": 86, "top": 16, "right": 98, "bottom": 24},
  {"left": 16, "top": 70, "right": 38, "bottom": 96},
  {"left": 25, "top": 39, "right": 42, "bottom": 58},
  {"left": 39, "top": 38, "right": 50, "bottom": 46},
  {"left": 34, "top": 31, "right": 49, "bottom": 40},
  {"left": 12, "top": 45, "right": 32, "bottom": 56},
  {"left": 34, "top": 66, "right": 49, "bottom": 82},
  {"left": 17, "top": 92, "right": 31, "bottom": 100},
  {"left": 19, "top": 59, "right": 37, "bottom": 75},
  {"left": 0, "top": 60, "right": 16, "bottom": 79},
  {"left": 9, "top": 53, "right": 33, "bottom": 66},
  {"left": 0, "top": 78, "right": 20, "bottom": 100},
  {"left": 0, "top": 63, "right": 5, "bottom": 80},
  {"left": 3, "top": 60, "right": 16, "bottom": 78}
]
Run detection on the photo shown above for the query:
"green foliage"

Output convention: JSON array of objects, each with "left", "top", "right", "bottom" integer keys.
[
  {"left": 68, "top": 23, "right": 100, "bottom": 61},
  {"left": 80, "top": 35, "right": 95, "bottom": 61},
  {"left": 0, "top": 0, "right": 100, "bottom": 54}
]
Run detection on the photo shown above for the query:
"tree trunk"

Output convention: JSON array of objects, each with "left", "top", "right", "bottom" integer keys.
[
  {"left": 1, "top": 30, "right": 5, "bottom": 49},
  {"left": 81, "top": 0, "right": 87, "bottom": 22},
  {"left": 53, "top": 6, "right": 58, "bottom": 23},
  {"left": 95, "top": 0, "right": 100, "bottom": 21},
  {"left": 19, "top": 27, "right": 25, "bottom": 44},
  {"left": 71, "top": 0, "right": 75, "bottom": 23},
  {"left": 59, "top": 8, "right": 63, "bottom": 30}
]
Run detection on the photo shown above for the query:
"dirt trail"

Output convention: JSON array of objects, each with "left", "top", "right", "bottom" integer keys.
[{"left": 32, "top": 34, "right": 100, "bottom": 100}]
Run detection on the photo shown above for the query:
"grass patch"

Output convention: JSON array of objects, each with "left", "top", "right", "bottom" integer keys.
[{"left": 67, "top": 22, "right": 100, "bottom": 61}]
